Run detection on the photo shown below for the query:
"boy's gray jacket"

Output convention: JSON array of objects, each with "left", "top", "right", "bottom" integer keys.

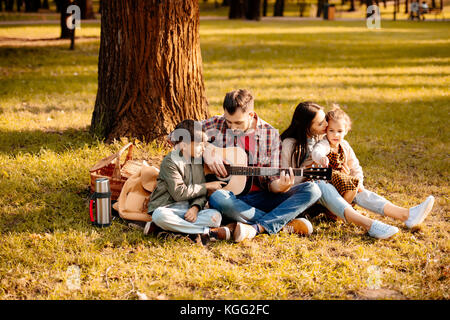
[{"left": 147, "top": 150, "right": 208, "bottom": 214}]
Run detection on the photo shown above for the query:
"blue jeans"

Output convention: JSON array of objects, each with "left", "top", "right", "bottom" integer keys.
[
  {"left": 316, "top": 181, "right": 390, "bottom": 222},
  {"left": 152, "top": 201, "right": 222, "bottom": 234},
  {"left": 208, "top": 182, "right": 321, "bottom": 235}
]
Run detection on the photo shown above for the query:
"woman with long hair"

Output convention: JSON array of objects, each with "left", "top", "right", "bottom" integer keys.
[{"left": 280, "top": 101, "right": 434, "bottom": 239}]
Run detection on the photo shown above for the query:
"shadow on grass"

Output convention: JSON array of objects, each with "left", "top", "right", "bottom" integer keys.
[{"left": 0, "top": 126, "right": 99, "bottom": 156}]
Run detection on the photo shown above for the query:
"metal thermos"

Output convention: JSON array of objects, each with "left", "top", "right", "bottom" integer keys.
[{"left": 89, "top": 178, "right": 112, "bottom": 227}]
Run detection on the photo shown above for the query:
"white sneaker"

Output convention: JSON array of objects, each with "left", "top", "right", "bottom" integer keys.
[
  {"left": 405, "top": 195, "right": 434, "bottom": 229},
  {"left": 233, "top": 222, "right": 257, "bottom": 242},
  {"left": 368, "top": 220, "right": 399, "bottom": 239}
]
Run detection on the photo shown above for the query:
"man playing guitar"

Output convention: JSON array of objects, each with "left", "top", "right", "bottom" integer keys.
[{"left": 200, "top": 89, "right": 322, "bottom": 242}]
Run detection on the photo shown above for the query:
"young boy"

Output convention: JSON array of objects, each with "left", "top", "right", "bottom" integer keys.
[{"left": 144, "top": 119, "right": 231, "bottom": 241}]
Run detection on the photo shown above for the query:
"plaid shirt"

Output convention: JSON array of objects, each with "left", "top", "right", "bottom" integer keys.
[{"left": 202, "top": 114, "right": 281, "bottom": 191}]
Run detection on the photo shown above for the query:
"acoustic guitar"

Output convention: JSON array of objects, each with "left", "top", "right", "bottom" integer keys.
[{"left": 204, "top": 146, "right": 332, "bottom": 195}]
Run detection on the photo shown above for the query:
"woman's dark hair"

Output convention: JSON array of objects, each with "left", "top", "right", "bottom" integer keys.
[
  {"left": 170, "top": 119, "right": 205, "bottom": 146},
  {"left": 280, "top": 101, "right": 324, "bottom": 167}
]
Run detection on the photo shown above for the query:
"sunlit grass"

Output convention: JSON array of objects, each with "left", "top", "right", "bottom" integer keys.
[{"left": 0, "top": 19, "right": 449, "bottom": 300}]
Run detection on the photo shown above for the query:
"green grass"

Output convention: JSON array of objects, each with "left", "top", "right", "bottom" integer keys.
[{"left": 0, "top": 19, "right": 449, "bottom": 300}]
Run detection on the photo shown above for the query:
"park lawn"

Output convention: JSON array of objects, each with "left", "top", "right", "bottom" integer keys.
[{"left": 0, "top": 19, "right": 449, "bottom": 300}]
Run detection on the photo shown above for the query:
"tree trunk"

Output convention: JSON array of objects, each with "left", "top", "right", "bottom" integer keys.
[
  {"left": 229, "top": 0, "right": 245, "bottom": 19},
  {"left": 60, "top": 0, "right": 72, "bottom": 39},
  {"left": 42, "top": 0, "right": 48, "bottom": 9},
  {"left": 348, "top": 0, "right": 355, "bottom": 11},
  {"left": 405, "top": 0, "right": 408, "bottom": 13},
  {"left": 222, "top": 0, "right": 230, "bottom": 6},
  {"left": 77, "top": 0, "right": 95, "bottom": 19},
  {"left": 24, "top": 0, "right": 38, "bottom": 11},
  {"left": 245, "top": 0, "right": 260, "bottom": 20},
  {"left": 367, "top": 0, "right": 375, "bottom": 17},
  {"left": 317, "top": 0, "right": 328, "bottom": 17},
  {"left": 16, "top": 0, "right": 22, "bottom": 12},
  {"left": 262, "top": 0, "right": 267, "bottom": 16},
  {"left": 91, "top": 0, "right": 209, "bottom": 143},
  {"left": 431, "top": 0, "right": 436, "bottom": 8},
  {"left": 5, "top": 0, "right": 14, "bottom": 11},
  {"left": 55, "top": 0, "right": 61, "bottom": 12},
  {"left": 273, "top": 0, "right": 284, "bottom": 16}
]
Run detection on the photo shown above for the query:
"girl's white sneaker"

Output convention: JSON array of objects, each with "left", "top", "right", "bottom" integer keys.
[
  {"left": 405, "top": 195, "right": 435, "bottom": 229},
  {"left": 368, "top": 220, "right": 399, "bottom": 239}
]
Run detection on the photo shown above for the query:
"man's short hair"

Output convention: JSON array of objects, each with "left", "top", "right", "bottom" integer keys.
[{"left": 223, "top": 89, "right": 254, "bottom": 115}]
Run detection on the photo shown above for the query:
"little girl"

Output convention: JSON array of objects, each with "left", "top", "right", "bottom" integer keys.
[
  {"left": 311, "top": 105, "right": 435, "bottom": 232},
  {"left": 311, "top": 106, "right": 362, "bottom": 204}
]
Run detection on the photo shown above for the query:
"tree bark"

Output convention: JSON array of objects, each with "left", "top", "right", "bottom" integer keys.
[
  {"left": 348, "top": 0, "right": 355, "bottom": 11},
  {"left": 229, "top": 0, "right": 245, "bottom": 19},
  {"left": 317, "top": 0, "right": 328, "bottom": 17},
  {"left": 365, "top": 0, "right": 374, "bottom": 17},
  {"left": 262, "top": 0, "right": 267, "bottom": 16},
  {"left": 273, "top": 0, "right": 284, "bottom": 16},
  {"left": 91, "top": 0, "right": 209, "bottom": 143},
  {"left": 76, "top": 0, "right": 95, "bottom": 19},
  {"left": 5, "top": 0, "right": 14, "bottom": 11},
  {"left": 24, "top": 0, "right": 38, "bottom": 12},
  {"left": 55, "top": 0, "right": 61, "bottom": 12},
  {"left": 245, "top": 0, "right": 260, "bottom": 20},
  {"left": 60, "top": 0, "right": 74, "bottom": 39}
]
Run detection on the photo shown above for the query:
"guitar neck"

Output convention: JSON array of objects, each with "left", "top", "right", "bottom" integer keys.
[{"left": 228, "top": 166, "right": 309, "bottom": 177}]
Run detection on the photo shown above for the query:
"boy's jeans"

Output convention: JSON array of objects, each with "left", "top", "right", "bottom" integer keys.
[
  {"left": 151, "top": 201, "right": 222, "bottom": 234},
  {"left": 208, "top": 181, "right": 321, "bottom": 235}
]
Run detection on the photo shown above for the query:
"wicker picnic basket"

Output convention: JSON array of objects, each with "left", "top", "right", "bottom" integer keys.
[{"left": 89, "top": 142, "right": 144, "bottom": 201}]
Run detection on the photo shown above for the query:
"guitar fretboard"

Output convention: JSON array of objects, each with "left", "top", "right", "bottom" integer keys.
[{"left": 227, "top": 166, "right": 329, "bottom": 177}]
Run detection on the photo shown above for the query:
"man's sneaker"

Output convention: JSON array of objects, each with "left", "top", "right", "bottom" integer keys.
[
  {"left": 405, "top": 195, "right": 434, "bottom": 229},
  {"left": 368, "top": 220, "right": 399, "bottom": 239},
  {"left": 209, "top": 226, "right": 232, "bottom": 241},
  {"left": 233, "top": 222, "right": 257, "bottom": 242},
  {"left": 143, "top": 221, "right": 161, "bottom": 235},
  {"left": 282, "top": 218, "right": 313, "bottom": 235}
]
